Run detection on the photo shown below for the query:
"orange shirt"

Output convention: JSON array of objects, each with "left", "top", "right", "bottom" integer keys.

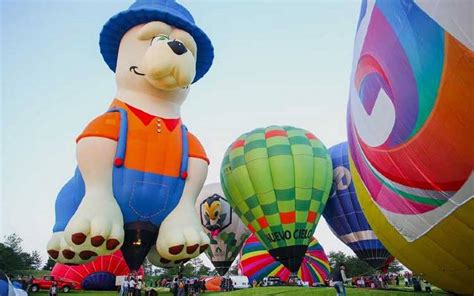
[{"left": 77, "top": 99, "right": 208, "bottom": 177}]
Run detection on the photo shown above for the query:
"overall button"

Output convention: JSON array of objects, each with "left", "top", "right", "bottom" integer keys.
[{"left": 156, "top": 119, "right": 162, "bottom": 133}]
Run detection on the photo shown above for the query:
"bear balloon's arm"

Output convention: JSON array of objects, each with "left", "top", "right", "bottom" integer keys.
[
  {"left": 47, "top": 116, "right": 123, "bottom": 264},
  {"left": 177, "top": 157, "right": 209, "bottom": 210},
  {"left": 156, "top": 157, "right": 210, "bottom": 260},
  {"left": 180, "top": 131, "right": 209, "bottom": 207},
  {"left": 76, "top": 137, "right": 116, "bottom": 198},
  {"left": 61, "top": 137, "right": 124, "bottom": 252}
]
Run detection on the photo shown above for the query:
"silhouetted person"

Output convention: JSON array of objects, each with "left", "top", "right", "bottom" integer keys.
[{"left": 332, "top": 264, "right": 351, "bottom": 296}]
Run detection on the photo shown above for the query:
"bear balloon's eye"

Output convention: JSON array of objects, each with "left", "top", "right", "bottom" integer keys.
[{"left": 150, "top": 34, "right": 169, "bottom": 45}]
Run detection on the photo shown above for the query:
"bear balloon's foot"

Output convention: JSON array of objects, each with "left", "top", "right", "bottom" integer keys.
[
  {"left": 156, "top": 204, "right": 210, "bottom": 262},
  {"left": 147, "top": 246, "right": 190, "bottom": 268},
  {"left": 47, "top": 232, "right": 97, "bottom": 265},
  {"left": 48, "top": 197, "right": 124, "bottom": 264}
]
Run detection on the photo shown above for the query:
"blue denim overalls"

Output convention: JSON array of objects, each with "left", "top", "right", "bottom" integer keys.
[{"left": 52, "top": 108, "right": 189, "bottom": 233}]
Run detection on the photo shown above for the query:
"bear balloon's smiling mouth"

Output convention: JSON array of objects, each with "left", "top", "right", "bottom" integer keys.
[{"left": 129, "top": 66, "right": 145, "bottom": 76}]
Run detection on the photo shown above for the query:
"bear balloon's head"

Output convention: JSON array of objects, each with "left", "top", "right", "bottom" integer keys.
[
  {"left": 116, "top": 22, "right": 197, "bottom": 99},
  {"left": 99, "top": 0, "right": 214, "bottom": 104}
]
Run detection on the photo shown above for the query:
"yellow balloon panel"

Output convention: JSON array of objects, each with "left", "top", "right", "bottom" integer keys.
[{"left": 351, "top": 156, "right": 474, "bottom": 294}]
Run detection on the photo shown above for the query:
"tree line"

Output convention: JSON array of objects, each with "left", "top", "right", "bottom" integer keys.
[
  {"left": 0, "top": 233, "right": 53, "bottom": 273},
  {"left": 328, "top": 251, "right": 404, "bottom": 277},
  {"left": 0, "top": 233, "right": 403, "bottom": 279}
]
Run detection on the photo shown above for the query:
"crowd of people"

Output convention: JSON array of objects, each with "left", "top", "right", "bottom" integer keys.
[
  {"left": 346, "top": 271, "right": 433, "bottom": 295},
  {"left": 169, "top": 277, "right": 206, "bottom": 296},
  {"left": 219, "top": 277, "right": 234, "bottom": 292},
  {"left": 352, "top": 272, "right": 431, "bottom": 292},
  {"left": 119, "top": 275, "right": 145, "bottom": 296},
  {"left": 353, "top": 274, "right": 392, "bottom": 289},
  {"left": 330, "top": 264, "right": 434, "bottom": 295}
]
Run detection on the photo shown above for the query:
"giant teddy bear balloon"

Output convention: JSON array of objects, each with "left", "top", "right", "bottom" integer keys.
[{"left": 47, "top": 0, "right": 214, "bottom": 270}]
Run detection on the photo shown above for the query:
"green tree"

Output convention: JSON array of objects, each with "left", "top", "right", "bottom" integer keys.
[
  {"left": 143, "top": 258, "right": 153, "bottom": 276},
  {"left": 328, "top": 251, "right": 376, "bottom": 278},
  {"left": 4, "top": 234, "right": 23, "bottom": 254},
  {"left": 19, "top": 252, "right": 34, "bottom": 269},
  {"left": 30, "top": 251, "right": 43, "bottom": 270},
  {"left": 0, "top": 243, "right": 24, "bottom": 272},
  {"left": 328, "top": 251, "right": 347, "bottom": 268},
  {"left": 43, "top": 258, "right": 56, "bottom": 271},
  {"left": 180, "top": 263, "right": 195, "bottom": 278},
  {"left": 189, "top": 257, "right": 204, "bottom": 276},
  {"left": 197, "top": 265, "right": 212, "bottom": 276},
  {"left": 345, "top": 255, "right": 375, "bottom": 277},
  {"left": 188, "top": 257, "right": 213, "bottom": 277},
  {"left": 1, "top": 233, "right": 44, "bottom": 271},
  {"left": 159, "top": 263, "right": 195, "bottom": 280}
]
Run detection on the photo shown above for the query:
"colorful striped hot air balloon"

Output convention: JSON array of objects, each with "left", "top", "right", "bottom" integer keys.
[
  {"left": 239, "top": 234, "right": 330, "bottom": 285},
  {"left": 323, "top": 142, "right": 392, "bottom": 269},
  {"left": 51, "top": 251, "right": 143, "bottom": 290},
  {"left": 221, "top": 126, "right": 333, "bottom": 273},
  {"left": 347, "top": 0, "right": 473, "bottom": 294}
]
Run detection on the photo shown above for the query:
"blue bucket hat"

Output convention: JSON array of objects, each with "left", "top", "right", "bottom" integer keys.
[{"left": 99, "top": 0, "right": 214, "bottom": 83}]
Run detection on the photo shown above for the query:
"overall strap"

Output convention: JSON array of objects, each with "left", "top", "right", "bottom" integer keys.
[
  {"left": 180, "top": 124, "right": 189, "bottom": 180},
  {"left": 107, "top": 108, "right": 128, "bottom": 167}
]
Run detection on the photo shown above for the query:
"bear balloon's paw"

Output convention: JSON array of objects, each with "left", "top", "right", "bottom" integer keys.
[
  {"left": 147, "top": 246, "right": 191, "bottom": 268},
  {"left": 49, "top": 197, "right": 125, "bottom": 264},
  {"left": 47, "top": 232, "right": 96, "bottom": 265},
  {"left": 156, "top": 204, "right": 210, "bottom": 261}
]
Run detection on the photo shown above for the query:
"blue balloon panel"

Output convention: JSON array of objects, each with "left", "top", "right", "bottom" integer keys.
[
  {"left": 323, "top": 142, "right": 392, "bottom": 269},
  {"left": 82, "top": 272, "right": 116, "bottom": 291}
]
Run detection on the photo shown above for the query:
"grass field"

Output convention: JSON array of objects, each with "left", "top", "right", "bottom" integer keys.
[
  {"left": 32, "top": 286, "right": 446, "bottom": 296},
  {"left": 213, "top": 287, "right": 446, "bottom": 295}
]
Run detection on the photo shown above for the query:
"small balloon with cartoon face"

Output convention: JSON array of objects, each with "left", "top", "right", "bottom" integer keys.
[{"left": 195, "top": 183, "right": 251, "bottom": 276}]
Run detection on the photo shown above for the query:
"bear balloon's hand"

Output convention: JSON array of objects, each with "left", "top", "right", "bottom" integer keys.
[
  {"left": 47, "top": 193, "right": 124, "bottom": 264},
  {"left": 156, "top": 202, "right": 210, "bottom": 262}
]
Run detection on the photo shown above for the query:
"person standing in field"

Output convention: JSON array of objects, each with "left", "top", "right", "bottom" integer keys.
[
  {"left": 49, "top": 281, "right": 58, "bottom": 296},
  {"left": 120, "top": 277, "right": 129, "bottom": 296},
  {"left": 136, "top": 279, "right": 143, "bottom": 296},
  {"left": 332, "top": 264, "right": 351, "bottom": 296},
  {"left": 129, "top": 277, "right": 136, "bottom": 296},
  {"left": 177, "top": 279, "right": 186, "bottom": 296}
]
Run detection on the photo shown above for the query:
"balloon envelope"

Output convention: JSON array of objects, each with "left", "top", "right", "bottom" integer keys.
[
  {"left": 347, "top": 0, "right": 473, "bottom": 294},
  {"left": 221, "top": 126, "right": 333, "bottom": 272},
  {"left": 323, "top": 142, "right": 392, "bottom": 269},
  {"left": 51, "top": 250, "right": 144, "bottom": 290},
  {"left": 195, "top": 183, "right": 250, "bottom": 276},
  {"left": 239, "top": 234, "right": 330, "bottom": 285},
  {"left": 0, "top": 271, "right": 27, "bottom": 296},
  {"left": 0, "top": 271, "right": 9, "bottom": 296}
]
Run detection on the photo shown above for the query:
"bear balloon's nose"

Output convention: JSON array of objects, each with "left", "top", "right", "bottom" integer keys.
[{"left": 167, "top": 40, "right": 188, "bottom": 55}]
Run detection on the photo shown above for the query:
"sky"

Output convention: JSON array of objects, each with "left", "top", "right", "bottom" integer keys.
[{"left": 1, "top": 0, "right": 361, "bottom": 268}]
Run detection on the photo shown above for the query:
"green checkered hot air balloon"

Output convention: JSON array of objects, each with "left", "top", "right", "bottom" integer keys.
[{"left": 220, "top": 126, "right": 333, "bottom": 273}]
